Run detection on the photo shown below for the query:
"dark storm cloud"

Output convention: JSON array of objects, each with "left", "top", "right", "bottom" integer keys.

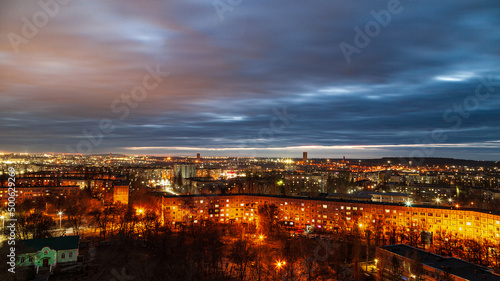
[{"left": 0, "top": 0, "right": 499, "bottom": 159}]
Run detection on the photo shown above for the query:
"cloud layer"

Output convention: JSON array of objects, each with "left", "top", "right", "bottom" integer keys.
[{"left": 0, "top": 0, "right": 499, "bottom": 159}]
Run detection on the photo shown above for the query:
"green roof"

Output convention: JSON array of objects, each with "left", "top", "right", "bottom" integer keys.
[{"left": 21, "top": 236, "right": 79, "bottom": 253}]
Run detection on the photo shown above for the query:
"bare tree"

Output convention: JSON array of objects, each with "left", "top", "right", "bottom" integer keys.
[
  {"left": 17, "top": 210, "right": 55, "bottom": 239},
  {"left": 229, "top": 238, "right": 257, "bottom": 281},
  {"left": 63, "top": 190, "right": 90, "bottom": 235}
]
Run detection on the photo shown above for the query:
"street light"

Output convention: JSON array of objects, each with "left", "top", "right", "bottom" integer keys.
[
  {"left": 275, "top": 260, "right": 286, "bottom": 269},
  {"left": 359, "top": 223, "right": 369, "bottom": 271},
  {"left": 275, "top": 260, "right": 284, "bottom": 279},
  {"left": 258, "top": 235, "right": 265, "bottom": 280},
  {"left": 58, "top": 211, "right": 63, "bottom": 232}
]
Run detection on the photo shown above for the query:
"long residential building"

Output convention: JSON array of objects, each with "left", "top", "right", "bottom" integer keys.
[{"left": 158, "top": 194, "right": 500, "bottom": 241}]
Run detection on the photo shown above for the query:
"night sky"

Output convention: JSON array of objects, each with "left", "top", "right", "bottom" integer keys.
[{"left": 0, "top": 0, "right": 499, "bottom": 160}]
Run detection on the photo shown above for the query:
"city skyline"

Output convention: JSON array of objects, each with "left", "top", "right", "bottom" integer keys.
[{"left": 1, "top": 1, "right": 500, "bottom": 160}]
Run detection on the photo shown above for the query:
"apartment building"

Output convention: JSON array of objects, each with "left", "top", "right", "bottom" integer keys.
[{"left": 159, "top": 194, "right": 500, "bottom": 241}]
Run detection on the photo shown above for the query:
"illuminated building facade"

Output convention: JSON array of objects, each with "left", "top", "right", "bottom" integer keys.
[
  {"left": 113, "top": 185, "right": 129, "bottom": 205},
  {"left": 0, "top": 186, "right": 79, "bottom": 203},
  {"left": 159, "top": 194, "right": 500, "bottom": 241},
  {"left": 174, "top": 164, "right": 196, "bottom": 179}
]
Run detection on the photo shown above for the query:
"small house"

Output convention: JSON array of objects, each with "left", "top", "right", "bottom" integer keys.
[{"left": 17, "top": 236, "right": 79, "bottom": 272}]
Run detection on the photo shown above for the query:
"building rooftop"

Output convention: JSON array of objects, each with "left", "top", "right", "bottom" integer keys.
[
  {"left": 20, "top": 236, "right": 80, "bottom": 253},
  {"left": 357, "top": 191, "right": 410, "bottom": 197},
  {"left": 382, "top": 244, "right": 500, "bottom": 281}
]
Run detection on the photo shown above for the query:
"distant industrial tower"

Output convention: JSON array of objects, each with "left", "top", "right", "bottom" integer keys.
[
  {"left": 197, "top": 153, "right": 201, "bottom": 161},
  {"left": 303, "top": 152, "right": 307, "bottom": 162}
]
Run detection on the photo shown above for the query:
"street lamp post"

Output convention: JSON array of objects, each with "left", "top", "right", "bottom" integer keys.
[
  {"left": 359, "top": 223, "right": 369, "bottom": 271},
  {"left": 275, "top": 260, "right": 285, "bottom": 280},
  {"left": 136, "top": 208, "right": 144, "bottom": 233},
  {"left": 366, "top": 230, "right": 371, "bottom": 271},
  {"left": 58, "top": 211, "right": 63, "bottom": 232},
  {"left": 258, "top": 235, "right": 264, "bottom": 280}
]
